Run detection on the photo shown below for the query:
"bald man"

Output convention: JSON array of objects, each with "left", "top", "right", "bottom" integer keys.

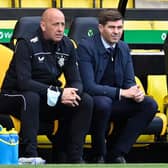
[{"left": 0, "top": 8, "right": 93, "bottom": 164}]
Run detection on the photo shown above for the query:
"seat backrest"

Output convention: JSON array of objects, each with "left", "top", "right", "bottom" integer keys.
[
  {"left": 68, "top": 17, "right": 99, "bottom": 45},
  {"left": 18, "top": 0, "right": 52, "bottom": 8},
  {"left": 0, "top": 44, "right": 13, "bottom": 89},
  {"left": 147, "top": 75, "right": 168, "bottom": 113},
  {"left": 10, "top": 16, "right": 41, "bottom": 49},
  {"left": 60, "top": 0, "right": 94, "bottom": 8},
  {"left": 0, "top": 0, "right": 12, "bottom": 7}
]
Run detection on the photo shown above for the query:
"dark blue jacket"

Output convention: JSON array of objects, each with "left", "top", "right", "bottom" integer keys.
[{"left": 77, "top": 32, "right": 136, "bottom": 100}]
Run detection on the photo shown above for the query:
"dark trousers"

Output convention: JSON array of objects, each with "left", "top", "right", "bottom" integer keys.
[
  {"left": 0, "top": 92, "right": 93, "bottom": 161},
  {"left": 91, "top": 96, "right": 157, "bottom": 158}
]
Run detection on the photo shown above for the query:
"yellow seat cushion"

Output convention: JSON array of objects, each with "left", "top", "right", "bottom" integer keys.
[
  {"left": 0, "top": 44, "right": 13, "bottom": 88},
  {"left": 147, "top": 75, "right": 167, "bottom": 113}
]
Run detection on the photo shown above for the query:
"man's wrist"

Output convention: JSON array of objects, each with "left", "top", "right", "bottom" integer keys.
[
  {"left": 119, "top": 89, "right": 122, "bottom": 100},
  {"left": 120, "top": 89, "right": 124, "bottom": 97},
  {"left": 49, "top": 85, "right": 62, "bottom": 93},
  {"left": 120, "top": 89, "right": 126, "bottom": 100}
]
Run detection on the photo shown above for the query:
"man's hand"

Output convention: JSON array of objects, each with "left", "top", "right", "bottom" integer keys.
[
  {"left": 133, "top": 85, "right": 145, "bottom": 103},
  {"left": 120, "top": 85, "right": 145, "bottom": 102},
  {"left": 61, "top": 88, "right": 81, "bottom": 107}
]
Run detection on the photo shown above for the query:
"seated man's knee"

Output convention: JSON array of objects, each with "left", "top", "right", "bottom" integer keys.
[
  {"left": 143, "top": 96, "right": 158, "bottom": 115},
  {"left": 23, "top": 91, "right": 40, "bottom": 106},
  {"left": 80, "top": 93, "right": 93, "bottom": 109},
  {"left": 93, "top": 96, "right": 112, "bottom": 117}
]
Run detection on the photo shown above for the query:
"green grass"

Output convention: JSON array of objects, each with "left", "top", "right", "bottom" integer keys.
[{"left": 0, "top": 164, "right": 168, "bottom": 168}]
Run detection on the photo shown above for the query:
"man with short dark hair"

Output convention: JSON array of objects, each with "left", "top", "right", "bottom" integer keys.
[{"left": 77, "top": 9, "right": 157, "bottom": 163}]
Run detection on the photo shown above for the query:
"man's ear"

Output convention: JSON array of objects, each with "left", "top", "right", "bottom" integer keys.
[
  {"left": 98, "top": 24, "right": 103, "bottom": 34},
  {"left": 40, "top": 21, "right": 45, "bottom": 31}
]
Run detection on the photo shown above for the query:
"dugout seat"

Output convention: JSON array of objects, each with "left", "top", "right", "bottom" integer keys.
[
  {"left": 9, "top": 16, "right": 41, "bottom": 50},
  {"left": 68, "top": 17, "right": 99, "bottom": 45},
  {"left": 0, "top": 0, "right": 15, "bottom": 8},
  {"left": 147, "top": 75, "right": 168, "bottom": 128},
  {"left": 68, "top": 16, "right": 168, "bottom": 146},
  {"left": 0, "top": 44, "right": 13, "bottom": 87},
  {"left": 58, "top": 0, "right": 95, "bottom": 8},
  {"left": 147, "top": 75, "right": 168, "bottom": 114},
  {"left": 17, "top": 0, "right": 53, "bottom": 8}
]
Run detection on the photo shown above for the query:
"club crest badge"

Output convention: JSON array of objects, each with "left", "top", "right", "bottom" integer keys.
[
  {"left": 56, "top": 52, "right": 69, "bottom": 68},
  {"left": 58, "top": 56, "right": 65, "bottom": 67}
]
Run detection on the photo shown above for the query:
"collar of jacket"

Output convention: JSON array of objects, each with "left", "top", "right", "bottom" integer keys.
[{"left": 93, "top": 32, "right": 124, "bottom": 56}]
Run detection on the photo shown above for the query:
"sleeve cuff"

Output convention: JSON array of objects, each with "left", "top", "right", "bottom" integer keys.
[{"left": 115, "top": 88, "right": 120, "bottom": 100}]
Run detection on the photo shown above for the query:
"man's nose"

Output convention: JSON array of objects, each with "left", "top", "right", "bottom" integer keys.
[
  {"left": 58, "top": 24, "right": 64, "bottom": 31},
  {"left": 113, "top": 27, "right": 119, "bottom": 33}
]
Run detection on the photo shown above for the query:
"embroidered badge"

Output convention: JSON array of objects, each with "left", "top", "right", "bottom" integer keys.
[
  {"left": 55, "top": 52, "right": 69, "bottom": 68},
  {"left": 30, "top": 36, "right": 38, "bottom": 43},
  {"left": 38, "top": 56, "right": 45, "bottom": 63},
  {"left": 58, "top": 56, "right": 65, "bottom": 67}
]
